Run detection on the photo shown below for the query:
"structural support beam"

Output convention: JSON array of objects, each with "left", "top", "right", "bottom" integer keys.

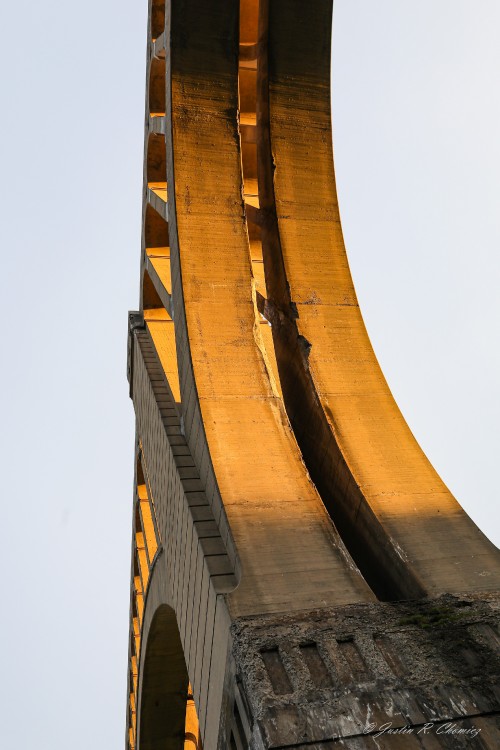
[
  {"left": 256, "top": 0, "right": 500, "bottom": 601},
  {"left": 124, "top": 2, "right": 500, "bottom": 748}
]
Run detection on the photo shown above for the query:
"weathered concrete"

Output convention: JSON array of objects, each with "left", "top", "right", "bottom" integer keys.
[
  {"left": 229, "top": 594, "right": 500, "bottom": 749},
  {"left": 123, "top": 1, "right": 500, "bottom": 749},
  {"left": 166, "top": 0, "right": 372, "bottom": 618},
  {"left": 256, "top": 0, "right": 500, "bottom": 602}
]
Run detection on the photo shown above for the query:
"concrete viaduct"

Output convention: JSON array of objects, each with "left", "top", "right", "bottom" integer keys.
[{"left": 125, "top": 2, "right": 500, "bottom": 747}]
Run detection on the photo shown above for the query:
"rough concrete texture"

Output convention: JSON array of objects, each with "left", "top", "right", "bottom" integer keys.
[
  {"left": 228, "top": 594, "right": 500, "bottom": 749},
  {"left": 125, "top": 0, "right": 500, "bottom": 747},
  {"left": 257, "top": 0, "right": 500, "bottom": 602},
  {"left": 130, "top": 316, "right": 236, "bottom": 749}
]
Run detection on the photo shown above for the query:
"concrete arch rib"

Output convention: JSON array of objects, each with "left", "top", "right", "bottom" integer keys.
[
  {"left": 256, "top": 0, "right": 500, "bottom": 599},
  {"left": 165, "top": 0, "right": 374, "bottom": 616}
]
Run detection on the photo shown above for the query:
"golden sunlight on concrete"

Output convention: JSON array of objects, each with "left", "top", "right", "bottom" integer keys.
[
  {"left": 169, "top": 0, "right": 373, "bottom": 615},
  {"left": 127, "top": 453, "right": 163, "bottom": 750},
  {"left": 260, "top": 0, "right": 500, "bottom": 599},
  {"left": 144, "top": 308, "right": 181, "bottom": 403},
  {"left": 184, "top": 684, "right": 202, "bottom": 750}
]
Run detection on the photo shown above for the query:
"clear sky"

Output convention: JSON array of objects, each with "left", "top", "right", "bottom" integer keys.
[{"left": 0, "top": 1, "right": 498, "bottom": 747}]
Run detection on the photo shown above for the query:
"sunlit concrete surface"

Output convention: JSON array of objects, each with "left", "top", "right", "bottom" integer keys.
[{"left": 123, "top": 1, "right": 500, "bottom": 748}]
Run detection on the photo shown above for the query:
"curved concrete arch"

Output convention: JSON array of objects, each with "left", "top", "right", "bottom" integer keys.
[
  {"left": 165, "top": 0, "right": 374, "bottom": 616},
  {"left": 137, "top": 602, "right": 189, "bottom": 750},
  {"left": 256, "top": 0, "right": 500, "bottom": 599},
  {"left": 126, "top": 2, "right": 500, "bottom": 747}
]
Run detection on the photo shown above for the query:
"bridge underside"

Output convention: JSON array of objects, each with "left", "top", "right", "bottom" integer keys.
[{"left": 124, "top": 0, "right": 500, "bottom": 748}]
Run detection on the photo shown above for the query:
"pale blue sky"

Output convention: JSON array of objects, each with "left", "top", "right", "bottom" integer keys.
[{"left": 0, "top": 1, "right": 498, "bottom": 746}]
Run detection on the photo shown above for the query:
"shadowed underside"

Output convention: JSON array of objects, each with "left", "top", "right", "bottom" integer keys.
[{"left": 138, "top": 606, "right": 189, "bottom": 750}]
